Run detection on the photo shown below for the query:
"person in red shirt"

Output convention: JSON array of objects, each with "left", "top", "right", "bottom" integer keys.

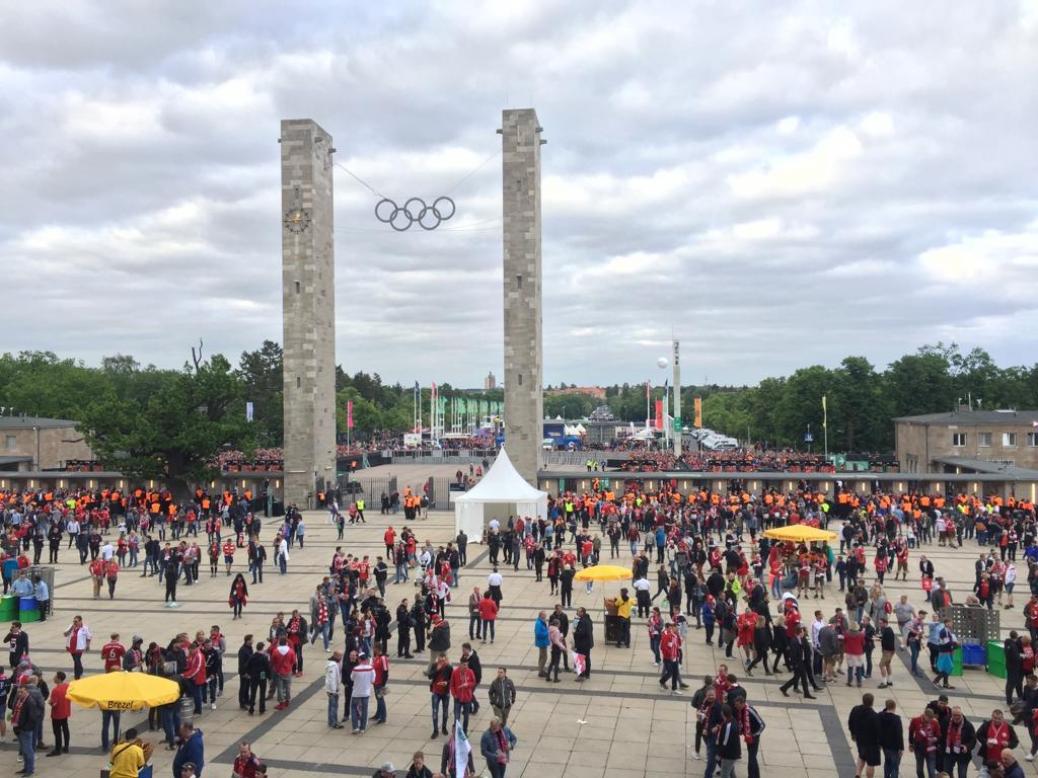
[
  {"left": 478, "top": 592, "right": 499, "bottom": 644},
  {"left": 47, "top": 670, "right": 71, "bottom": 756},
  {"left": 232, "top": 741, "right": 263, "bottom": 778},
  {"left": 223, "top": 540, "right": 236, "bottom": 575},
  {"left": 908, "top": 707, "right": 941, "bottom": 776},
  {"left": 372, "top": 645, "right": 390, "bottom": 725},
  {"left": 101, "top": 634, "right": 126, "bottom": 673},
  {"left": 185, "top": 644, "right": 207, "bottom": 715},
  {"left": 659, "top": 622, "right": 684, "bottom": 693},
  {"left": 384, "top": 527, "right": 396, "bottom": 559},
  {"left": 89, "top": 558, "right": 105, "bottom": 599},
  {"left": 104, "top": 559, "right": 119, "bottom": 599},
  {"left": 270, "top": 638, "right": 297, "bottom": 710},
  {"left": 449, "top": 656, "right": 476, "bottom": 733}
]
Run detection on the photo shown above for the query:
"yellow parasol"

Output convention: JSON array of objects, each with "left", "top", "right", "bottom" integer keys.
[
  {"left": 574, "top": 564, "right": 633, "bottom": 582},
  {"left": 67, "top": 671, "right": 181, "bottom": 711},
  {"left": 763, "top": 524, "right": 837, "bottom": 543}
]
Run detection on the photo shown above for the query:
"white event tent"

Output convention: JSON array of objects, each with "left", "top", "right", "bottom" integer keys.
[{"left": 454, "top": 447, "right": 548, "bottom": 540}]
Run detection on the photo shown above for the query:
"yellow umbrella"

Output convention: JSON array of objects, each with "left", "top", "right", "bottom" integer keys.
[
  {"left": 574, "top": 564, "right": 633, "bottom": 582},
  {"left": 67, "top": 671, "right": 181, "bottom": 711},
  {"left": 763, "top": 524, "right": 837, "bottom": 543}
]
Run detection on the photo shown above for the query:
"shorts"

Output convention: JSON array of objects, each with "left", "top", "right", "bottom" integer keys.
[
  {"left": 846, "top": 654, "right": 865, "bottom": 669},
  {"left": 858, "top": 745, "right": 881, "bottom": 767}
]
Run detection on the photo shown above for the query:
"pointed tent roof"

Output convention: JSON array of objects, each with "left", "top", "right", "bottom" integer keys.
[{"left": 455, "top": 447, "right": 546, "bottom": 502}]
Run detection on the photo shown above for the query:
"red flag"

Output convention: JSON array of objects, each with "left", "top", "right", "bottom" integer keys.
[
  {"left": 346, "top": 400, "right": 354, "bottom": 430},
  {"left": 654, "top": 400, "right": 663, "bottom": 430}
]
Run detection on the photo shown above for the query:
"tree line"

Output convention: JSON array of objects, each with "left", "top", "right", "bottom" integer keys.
[
  {"left": 598, "top": 344, "right": 1038, "bottom": 452},
  {"left": 1, "top": 341, "right": 1034, "bottom": 486}
]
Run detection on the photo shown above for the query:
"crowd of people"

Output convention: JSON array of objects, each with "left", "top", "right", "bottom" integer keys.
[{"left": 5, "top": 476, "right": 1038, "bottom": 776}]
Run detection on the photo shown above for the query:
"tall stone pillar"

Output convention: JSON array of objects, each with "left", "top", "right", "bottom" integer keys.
[
  {"left": 280, "top": 119, "right": 337, "bottom": 508},
  {"left": 501, "top": 108, "right": 544, "bottom": 485}
]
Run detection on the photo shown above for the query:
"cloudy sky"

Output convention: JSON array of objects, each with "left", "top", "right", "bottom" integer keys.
[{"left": 3, "top": 1, "right": 1037, "bottom": 387}]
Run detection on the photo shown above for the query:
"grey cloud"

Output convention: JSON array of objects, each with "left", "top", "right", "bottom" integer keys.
[{"left": 1, "top": 1, "right": 1036, "bottom": 386}]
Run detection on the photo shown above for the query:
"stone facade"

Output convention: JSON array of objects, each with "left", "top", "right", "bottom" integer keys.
[
  {"left": 280, "top": 119, "right": 337, "bottom": 507},
  {"left": 0, "top": 418, "right": 94, "bottom": 470},
  {"left": 501, "top": 108, "right": 544, "bottom": 485},
  {"left": 895, "top": 410, "right": 1038, "bottom": 472}
]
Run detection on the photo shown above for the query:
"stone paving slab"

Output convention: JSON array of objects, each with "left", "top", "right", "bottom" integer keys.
[{"left": 3, "top": 509, "right": 1027, "bottom": 777}]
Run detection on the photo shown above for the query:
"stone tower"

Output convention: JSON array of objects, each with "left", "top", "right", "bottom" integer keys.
[
  {"left": 280, "top": 119, "right": 337, "bottom": 507},
  {"left": 500, "top": 108, "right": 544, "bottom": 485}
]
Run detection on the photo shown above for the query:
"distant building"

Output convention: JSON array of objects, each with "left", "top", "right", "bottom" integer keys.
[
  {"left": 545, "top": 386, "right": 607, "bottom": 401},
  {"left": 0, "top": 416, "right": 96, "bottom": 471},
  {"left": 484, "top": 372, "right": 496, "bottom": 390},
  {"left": 894, "top": 409, "right": 1038, "bottom": 473}
]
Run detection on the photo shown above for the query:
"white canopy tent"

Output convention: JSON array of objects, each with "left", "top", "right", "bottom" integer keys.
[{"left": 454, "top": 448, "right": 548, "bottom": 541}]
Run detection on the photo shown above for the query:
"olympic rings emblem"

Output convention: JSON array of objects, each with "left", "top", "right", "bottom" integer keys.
[{"left": 374, "top": 196, "right": 456, "bottom": 231}]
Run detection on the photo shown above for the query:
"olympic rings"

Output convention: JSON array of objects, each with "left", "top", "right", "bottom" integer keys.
[{"left": 374, "top": 196, "right": 456, "bottom": 231}]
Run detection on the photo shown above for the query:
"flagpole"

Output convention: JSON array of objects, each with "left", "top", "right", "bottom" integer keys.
[{"left": 822, "top": 394, "right": 829, "bottom": 462}]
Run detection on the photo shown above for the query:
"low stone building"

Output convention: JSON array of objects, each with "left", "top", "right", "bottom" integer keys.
[
  {"left": 0, "top": 416, "right": 95, "bottom": 471},
  {"left": 895, "top": 409, "right": 1038, "bottom": 473}
]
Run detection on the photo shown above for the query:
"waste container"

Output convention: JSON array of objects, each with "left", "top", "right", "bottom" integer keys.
[
  {"left": 604, "top": 614, "right": 622, "bottom": 643},
  {"left": 951, "top": 646, "right": 963, "bottom": 677},
  {"left": 987, "top": 640, "right": 1006, "bottom": 679},
  {"left": 0, "top": 594, "right": 17, "bottom": 622},
  {"left": 17, "top": 595, "right": 40, "bottom": 623},
  {"left": 962, "top": 641, "right": 986, "bottom": 667}
]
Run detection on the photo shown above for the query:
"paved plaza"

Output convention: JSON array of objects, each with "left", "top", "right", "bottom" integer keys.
[{"left": 1, "top": 506, "right": 1027, "bottom": 778}]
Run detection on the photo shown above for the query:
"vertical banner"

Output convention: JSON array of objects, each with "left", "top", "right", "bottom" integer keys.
[
  {"left": 694, "top": 396, "right": 703, "bottom": 428},
  {"left": 245, "top": 401, "right": 254, "bottom": 422},
  {"left": 654, "top": 399, "right": 664, "bottom": 430},
  {"left": 346, "top": 400, "right": 354, "bottom": 429}
]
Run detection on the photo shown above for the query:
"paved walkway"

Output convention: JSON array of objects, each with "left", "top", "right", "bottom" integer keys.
[{"left": 1, "top": 510, "right": 1025, "bottom": 777}]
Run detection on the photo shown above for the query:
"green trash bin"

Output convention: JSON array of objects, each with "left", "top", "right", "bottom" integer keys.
[
  {"left": 951, "top": 646, "right": 963, "bottom": 677},
  {"left": 0, "top": 595, "right": 16, "bottom": 622},
  {"left": 987, "top": 640, "right": 1006, "bottom": 679}
]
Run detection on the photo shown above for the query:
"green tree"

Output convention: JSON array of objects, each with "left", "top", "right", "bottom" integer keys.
[
  {"left": 238, "top": 340, "right": 284, "bottom": 446},
  {"left": 79, "top": 353, "right": 253, "bottom": 493}
]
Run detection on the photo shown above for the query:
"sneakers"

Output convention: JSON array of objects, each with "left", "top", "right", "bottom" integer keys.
[
  {"left": 1025, "top": 754, "right": 1035, "bottom": 761},
  {"left": 211, "top": 702, "right": 217, "bottom": 710}
]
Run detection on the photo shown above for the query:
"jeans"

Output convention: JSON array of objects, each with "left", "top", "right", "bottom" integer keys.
[
  {"left": 720, "top": 758, "right": 737, "bottom": 778},
  {"left": 747, "top": 740, "right": 760, "bottom": 778},
  {"left": 431, "top": 693, "right": 449, "bottom": 731},
  {"left": 394, "top": 563, "right": 408, "bottom": 583},
  {"left": 374, "top": 690, "right": 387, "bottom": 722},
  {"left": 883, "top": 747, "right": 901, "bottom": 778},
  {"left": 649, "top": 634, "right": 661, "bottom": 663},
  {"left": 278, "top": 554, "right": 287, "bottom": 574},
  {"left": 327, "top": 692, "right": 340, "bottom": 726},
  {"left": 914, "top": 749, "right": 936, "bottom": 778},
  {"left": 52, "top": 718, "right": 70, "bottom": 752},
  {"left": 101, "top": 709, "right": 121, "bottom": 749},
  {"left": 318, "top": 622, "right": 330, "bottom": 651},
  {"left": 275, "top": 674, "right": 291, "bottom": 703},
  {"left": 469, "top": 612, "right": 482, "bottom": 640},
  {"left": 190, "top": 682, "right": 203, "bottom": 714},
  {"left": 350, "top": 695, "right": 369, "bottom": 731},
  {"left": 482, "top": 620, "right": 495, "bottom": 641},
  {"left": 454, "top": 699, "right": 472, "bottom": 732},
  {"left": 909, "top": 642, "right": 921, "bottom": 675},
  {"left": 72, "top": 652, "right": 84, "bottom": 679},
  {"left": 704, "top": 739, "right": 718, "bottom": 778},
  {"left": 18, "top": 728, "right": 35, "bottom": 775},
  {"left": 248, "top": 678, "right": 267, "bottom": 713},
  {"left": 161, "top": 705, "right": 180, "bottom": 745}
]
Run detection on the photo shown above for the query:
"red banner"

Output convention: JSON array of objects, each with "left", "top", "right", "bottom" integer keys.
[
  {"left": 654, "top": 399, "right": 663, "bottom": 430},
  {"left": 347, "top": 400, "right": 354, "bottom": 429}
]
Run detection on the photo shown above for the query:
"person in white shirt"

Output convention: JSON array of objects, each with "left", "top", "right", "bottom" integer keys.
[
  {"left": 1005, "top": 563, "right": 1017, "bottom": 609},
  {"left": 350, "top": 654, "right": 375, "bottom": 733},
  {"left": 325, "top": 651, "right": 344, "bottom": 729},
  {"left": 488, "top": 518, "right": 501, "bottom": 533},
  {"left": 100, "top": 541, "right": 115, "bottom": 562},
  {"left": 487, "top": 568, "right": 504, "bottom": 606},
  {"left": 632, "top": 577, "right": 652, "bottom": 617}
]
